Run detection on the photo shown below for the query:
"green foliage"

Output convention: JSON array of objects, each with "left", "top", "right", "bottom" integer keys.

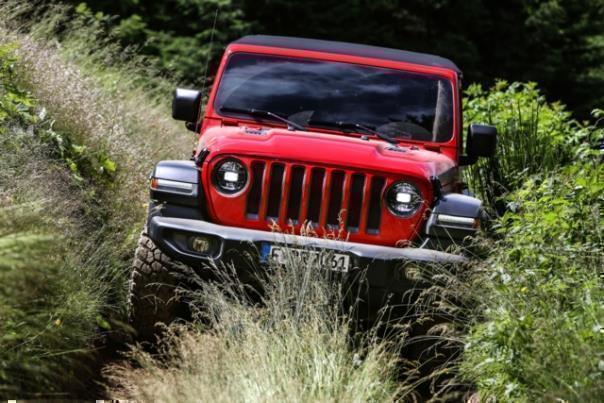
[
  {"left": 1, "top": 43, "right": 117, "bottom": 184},
  {"left": 0, "top": 1, "right": 196, "bottom": 394},
  {"left": 40, "top": 127, "right": 118, "bottom": 183},
  {"left": 62, "top": 0, "right": 604, "bottom": 118},
  {"left": 0, "top": 44, "right": 35, "bottom": 126},
  {"left": 461, "top": 79, "right": 603, "bottom": 401},
  {"left": 462, "top": 162, "right": 604, "bottom": 401},
  {"left": 93, "top": 0, "right": 254, "bottom": 87},
  {"left": 0, "top": 204, "right": 104, "bottom": 396},
  {"left": 462, "top": 81, "right": 597, "bottom": 209}
]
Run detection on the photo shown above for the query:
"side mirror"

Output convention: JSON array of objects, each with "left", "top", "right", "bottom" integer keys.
[
  {"left": 172, "top": 88, "right": 202, "bottom": 131},
  {"left": 461, "top": 124, "right": 497, "bottom": 165}
]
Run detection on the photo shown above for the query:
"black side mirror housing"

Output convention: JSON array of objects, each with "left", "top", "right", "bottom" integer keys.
[
  {"left": 461, "top": 124, "right": 497, "bottom": 165},
  {"left": 172, "top": 88, "right": 202, "bottom": 131}
]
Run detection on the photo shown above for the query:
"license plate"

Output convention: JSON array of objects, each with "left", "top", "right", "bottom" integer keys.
[{"left": 261, "top": 244, "right": 350, "bottom": 273}]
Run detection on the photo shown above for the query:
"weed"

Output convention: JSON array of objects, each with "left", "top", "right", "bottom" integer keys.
[
  {"left": 108, "top": 249, "right": 405, "bottom": 402},
  {"left": 0, "top": 0, "right": 191, "bottom": 395}
]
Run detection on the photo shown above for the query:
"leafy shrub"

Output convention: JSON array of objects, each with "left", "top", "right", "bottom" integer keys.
[
  {"left": 462, "top": 81, "right": 593, "bottom": 210},
  {"left": 460, "top": 80, "right": 603, "bottom": 401},
  {"left": 461, "top": 161, "right": 604, "bottom": 401}
]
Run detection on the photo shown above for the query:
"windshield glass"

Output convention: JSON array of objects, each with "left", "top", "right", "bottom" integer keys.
[{"left": 214, "top": 53, "right": 454, "bottom": 143}]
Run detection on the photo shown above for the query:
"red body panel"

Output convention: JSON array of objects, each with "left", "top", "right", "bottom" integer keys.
[{"left": 194, "top": 42, "right": 462, "bottom": 246}]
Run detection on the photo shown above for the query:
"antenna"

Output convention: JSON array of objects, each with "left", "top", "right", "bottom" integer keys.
[{"left": 197, "top": 6, "right": 219, "bottom": 128}]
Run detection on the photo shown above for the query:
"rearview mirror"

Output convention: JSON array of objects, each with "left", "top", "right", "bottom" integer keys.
[
  {"left": 461, "top": 124, "right": 497, "bottom": 165},
  {"left": 172, "top": 88, "right": 202, "bottom": 130}
]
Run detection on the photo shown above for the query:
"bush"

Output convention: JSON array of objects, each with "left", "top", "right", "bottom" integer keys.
[
  {"left": 460, "top": 80, "right": 603, "bottom": 401},
  {"left": 461, "top": 161, "right": 604, "bottom": 401},
  {"left": 462, "top": 81, "right": 593, "bottom": 210}
]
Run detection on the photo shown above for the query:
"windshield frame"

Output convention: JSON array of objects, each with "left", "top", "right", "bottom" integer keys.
[{"left": 207, "top": 48, "right": 460, "bottom": 147}]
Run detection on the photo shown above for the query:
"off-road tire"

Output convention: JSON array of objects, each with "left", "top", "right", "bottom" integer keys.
[{"left": 128, "top": 231, "right": 189, "bottom": 342}]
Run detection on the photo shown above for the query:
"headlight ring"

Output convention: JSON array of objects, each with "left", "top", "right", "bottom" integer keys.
[
  {"left": 213, "top": 158, "right": 248, "bottom": 194},
  {"left": 386, "top": 181, "right": 423, "bottom": 217}
]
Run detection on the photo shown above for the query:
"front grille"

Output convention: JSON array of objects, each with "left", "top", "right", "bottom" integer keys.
[{"left": 245, "top": 160, "right": 388, "bottom": 234}]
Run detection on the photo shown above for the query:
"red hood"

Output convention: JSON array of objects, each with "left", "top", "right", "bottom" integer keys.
[
  {"left": 197, "top": 125, "right": 459, "bottom": 246},
  {"left": 200, "top": 125, "right": 457, "bottom": 183}
]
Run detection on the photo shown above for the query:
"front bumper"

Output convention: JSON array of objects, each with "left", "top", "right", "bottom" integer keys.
[
  {"left": 149, "top": 216, "right": 465, "bottom": 261},
  {"left": 149, "top": 217, "right": 467, "bottom": 320},
  {"left": 150, "top": 216, "right": 464, "bottom": 278}
]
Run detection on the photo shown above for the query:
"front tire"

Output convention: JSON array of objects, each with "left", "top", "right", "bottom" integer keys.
[{"left": 127, "top": 232, "right": 189, "bottom": 342}]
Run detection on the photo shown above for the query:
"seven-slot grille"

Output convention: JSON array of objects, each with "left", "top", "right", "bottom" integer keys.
[{"left": 245, "top": 160, "right": 388, "bottom": 234}]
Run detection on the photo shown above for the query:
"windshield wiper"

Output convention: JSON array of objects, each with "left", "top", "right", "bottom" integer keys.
[
  {"left": 220, "top": 106, "right": 305, "bottom": 131},
  {"left": 307, "top": 119, "right": 397, "bottom": 145}
]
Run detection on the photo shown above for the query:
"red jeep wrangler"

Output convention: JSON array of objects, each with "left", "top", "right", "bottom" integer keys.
[{"left": 128, "top": 35, "right": 496, "bottom": 339}]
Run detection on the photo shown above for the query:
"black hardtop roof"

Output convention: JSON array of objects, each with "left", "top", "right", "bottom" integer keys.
[{"left": 232, "top": 35, "right": 460, "bottom": 73}]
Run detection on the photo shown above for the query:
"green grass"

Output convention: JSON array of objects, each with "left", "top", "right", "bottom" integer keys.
[
  {"left": 462, "top": 81, "right": 593, "bottom": 210},
  {"left": 1, "top": 1, "right": 603, "bottom": 400},
  {"left": 0, "top": 1, "right": 191, "bottom": 396},
  {"left": 0, "top": 203, "right": 104, "bottom": 396},
  {"left": 108, "top": 254, "right": 405, "bottom": 402},
  {"left": 460, "top": 83, "right": 604, "bottom": 401},
  {"left": 0, "top": 47, "right": 105, "bottom": 395}
]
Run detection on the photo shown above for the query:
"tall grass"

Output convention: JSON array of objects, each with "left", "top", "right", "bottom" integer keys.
[
  {"left": 0, "top": 62, "right": 107, "bottom": 394},
  {"left": 109, "top": 251, "right": 405, "bottom": 402},
  {"left": 0, "top": 0, "right": 192, "bottom": 396},
  {"left": 463, "top": 81, "right": 591, "bottom": 211},
  {"left": 0, "top": 203, "right": 106, "bottom": 396},
  {"left": 108, "top": 241, "right": 478, "bottom": 401},
  {"left": 461, "top": 162, "right": 604, "bottom": 401},
  {"left": 0, "top": 1, "right": 193, "bottom": 234},
  {"left": 0, "top": 0, "right": 194, "bottom": 310},
  {"left": 460, "top": 82, "right": 604, "bottom": 401}
]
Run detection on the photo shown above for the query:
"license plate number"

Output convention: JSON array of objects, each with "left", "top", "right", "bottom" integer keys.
[{"left": 262, "top": 245, "right": 350, "bottom": 273}]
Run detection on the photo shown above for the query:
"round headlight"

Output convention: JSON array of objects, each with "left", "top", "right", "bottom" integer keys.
[
  {"left": 213, "top": 158, "right": 248, "bottom": 194},
  {"left": 386, "top": 182, "right": 423, "bottom": 217}
]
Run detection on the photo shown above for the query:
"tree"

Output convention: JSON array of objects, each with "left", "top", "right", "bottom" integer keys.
[
  {"left": 63, "top": 0, "right": 604, "bottom": 117},
  {"left": 93, "top": 0, "right": 253, "bottom": 85}
]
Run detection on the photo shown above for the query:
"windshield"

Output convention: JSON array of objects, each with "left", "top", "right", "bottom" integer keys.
[{"left": 214, "top": 53, "right": 454, "bottom": 143}]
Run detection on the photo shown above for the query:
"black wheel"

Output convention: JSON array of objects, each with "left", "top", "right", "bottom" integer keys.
[{"left": 127, "top": 231, "right": 190, "bottom": 342}]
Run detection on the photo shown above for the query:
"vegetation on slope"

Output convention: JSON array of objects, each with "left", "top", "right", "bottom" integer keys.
[
  {"left": 460, "top": 82, "right": 603, "bottom": 401},
  {"left": 1, "top": 1, "right": 602, "bottom": 401},
  {"left": 0, "top": 41, "right": 108, "bottom": 396},
  {"left": 463, "top": 163, "right": 603, "bottom": 401},
  {"left": 0, "top": 2, "right": 192, "bottom": 396},
  {"left": 63, "top": 0, "right": 604, "bottom": 118},
  {"left": 109, "top": 257, "right": 404, "bottom": 402}
]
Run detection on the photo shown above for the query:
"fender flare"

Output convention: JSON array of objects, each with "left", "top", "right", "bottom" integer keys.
[
  {"left": 425, "top": 193, "right": 482, "bottom": 240},
  {"left": 150, "top": 160, "right": 201, "bottom": 207}
]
